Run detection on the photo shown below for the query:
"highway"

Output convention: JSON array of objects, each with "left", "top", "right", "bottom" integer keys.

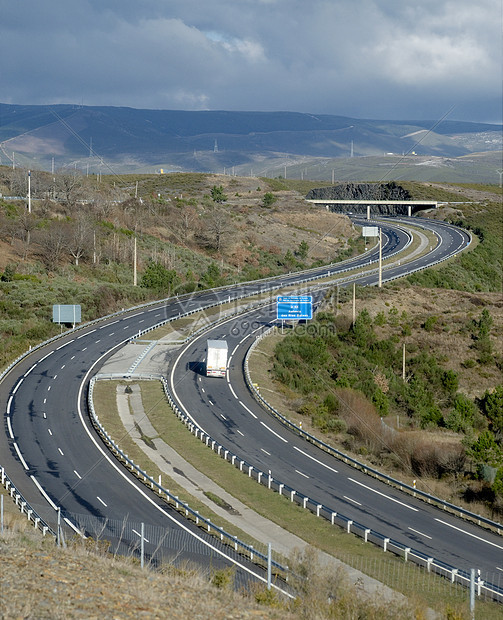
[{"left": 2, "top": 215, "right": 492, "bottom": 593}]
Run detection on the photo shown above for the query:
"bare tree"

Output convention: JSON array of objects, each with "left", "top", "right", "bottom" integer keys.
[
  {"left": 67, "top": 213, "right": 93, "bottom": 266},
  {"left": 55, "top": 170, "right": 83, "bottom": 205},
  {"left": 202, "top": 206, "right": 234, "bottom": 252},
  {"left": 35, "top": 220, "right": 69, "bottom": 269}
]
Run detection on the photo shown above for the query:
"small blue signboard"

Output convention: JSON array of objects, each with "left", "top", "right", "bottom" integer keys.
[{"left": 277, "top": 296, "right": 313, "bottom": 320}]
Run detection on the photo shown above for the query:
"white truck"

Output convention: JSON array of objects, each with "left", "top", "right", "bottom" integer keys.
[{"left": 205, "top": 339, "right": 228, "bottom": 377}]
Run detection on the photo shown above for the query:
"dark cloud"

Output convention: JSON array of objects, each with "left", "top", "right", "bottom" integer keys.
[{"left": 1, "top": 0, "right": 501, "bottom": 122}]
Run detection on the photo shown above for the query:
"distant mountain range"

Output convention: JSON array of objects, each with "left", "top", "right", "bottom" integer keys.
[{"left": 0, "top": 103, "right": 501, "bottom": 182}]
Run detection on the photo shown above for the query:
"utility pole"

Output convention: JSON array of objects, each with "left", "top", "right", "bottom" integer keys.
[
  {"left": 133, "top": 236, "right": 137, "bottom": 286},
  {"left": 402, "top": 342, "right": 406, "bottom": 381},
  {"left": 497, "top": 169, "right": 503, "bottom": 188},
  {"left": 27, "top": 170, "right": 32, "bottom": 213},
  {"left": 352, "top": 283, "right": 356, "bottom": 324},
  {"left": 378, "top": 227, "right": 382, "bottom": 288}
]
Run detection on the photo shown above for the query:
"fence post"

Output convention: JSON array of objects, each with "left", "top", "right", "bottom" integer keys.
[
  {"left": 141, "top": 522, "right": 145, "bottom": 569},
  {"left": 267, "top": 542, "right": 272, "bottom": 590}
]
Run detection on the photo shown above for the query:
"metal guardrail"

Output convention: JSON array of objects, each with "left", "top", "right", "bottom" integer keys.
[
  {"left": 88, "top": 375, "right": 288, "bottom": 579},
  {"left": 244, "top": 327, "right": 502, "bottom": 536},
  {"left": 0, "top": 465, "right": 56, "bottom": 538}
]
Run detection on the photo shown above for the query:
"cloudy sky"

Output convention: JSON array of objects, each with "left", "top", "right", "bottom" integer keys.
[{"left": 2, "top": 0, "right": 501, "bottom": 123}]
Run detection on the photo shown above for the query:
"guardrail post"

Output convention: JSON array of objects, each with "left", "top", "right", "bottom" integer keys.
[
  {"left": 279, "top": 483, "right": 284, "bottom": 495},
  {"left": 240, "top": 460, "right": 244, "bottom": 471},
  {"left": 316, "top": 504, "right": 322, "bottom": 517},
  {"left": 257, "top": 472, "right": 262, "bottom": 484},
  {"left": 383, "top": 538, "right": 390, "bottom": 552},
  {"left": 347, "top": 520, "right": 353, "bottom": 534},
  {"left": 303, "top": 497, "right": 308, "bottom": 509},
  {"left": 290, "top": 490, "right": 295, "bottom": 502},
  {"left": 248, "top": 465, "right": 253, "bottom": 477},
  {"left": 364, "top": 529, "right": 370, "bottom": 543},
  {"left": 331, "top": 512, "right": 336, "bottom": 525},
  {"left": 427, "top": 558, "right": 433, "bottom": 572},
  {"left": 250, "top": 545, "right": 254, "bottom": 561},
  {"left": 404, "top": 547, "right": 410, "bottom": 562}
]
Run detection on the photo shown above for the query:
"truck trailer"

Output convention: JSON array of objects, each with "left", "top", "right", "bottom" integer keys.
[{"left": 205, "top": 340, "right": 228, "bottom": 377}]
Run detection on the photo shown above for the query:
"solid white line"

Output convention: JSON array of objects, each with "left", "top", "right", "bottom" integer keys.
[
  {"left": 13, "top": 443, "right": 29, "bottom": 470},
  {"left": 96, "top": 496, "right": 107, "bottom": 507},
  {"left": 237, "top": 429, "right": 244, "bottom": 436},
  {"left": 239, "top": 400, "right": 257, "bottom": 419},
  {"left": 231, "top": 344, "right": 239, "bottom": 357},
  {"left": 78, "top": 329, "right": 95, "bottom": 339},
  {"left": 6, "top": 396, "right": 12, "bottom": 414},
  {"left": 293, "top": 445, "right": 338, "bottom": 474},
  {"left": 228, "top": 383, "right": 238, "bottom": 399},
  {"left": 39, "top": 350, "right": 54, "bottom": 361},
  {"left": 74, "top": 470, "right": 82, "bottom": 479},
  {"left": 348, "top": 478, "right": 418, "bottom": 512},
  {"left": 295, "top": 469, "right": 309, "bottom": 479},
  {"left": 260, "top": 420, "right": 288, "bottom": 443},
  {"left": 408, "top": 527, "right": 432, "bottom": 540},
  {"left": 344, "top": 495, "right": 362, "bottom": 506},
  {"left": 56, "top": 339, "right": 74, "bottom": 350},
  {"left": 30, "top": 475, "right": 57, "bottom": 510},
  {"left": 58, "top": 448, "right": 64, "bottom": 456},
  {"left": 12, "top": 379, "right": 23, "bottom": 395},
  {"left": 435, "top": 519, "right": 503, "bottom": 551},
  {"left": 261, "top": 448, "right": 271, "bottom": 456},
  {"left": 6, "top": 417, "right": 13, "bottom": 439},
  {"left": 497, "top": 567, "right": 503, "bottom": 572},
  {"left": 239, "top": 335, "right": 249, "bottom": 345},
  {"left": 24, "top": 364, "right": 37, "bottom": 377},
  {"left": 126, "top": 312, "right": 143, "bottom": 319}
]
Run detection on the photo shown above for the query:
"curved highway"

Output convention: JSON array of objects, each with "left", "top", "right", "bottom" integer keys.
[{"left": 0, "top": 216, "right": 481, "bottom": 588}]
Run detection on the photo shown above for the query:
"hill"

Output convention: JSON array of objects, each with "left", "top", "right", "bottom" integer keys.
[{"left": 0, "top": 103, "right": 501, "bottom": 181}]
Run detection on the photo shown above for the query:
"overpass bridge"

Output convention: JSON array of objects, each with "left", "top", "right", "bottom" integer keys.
[{"left": 305, "top": 199, "right": 438, "bottom": 217}]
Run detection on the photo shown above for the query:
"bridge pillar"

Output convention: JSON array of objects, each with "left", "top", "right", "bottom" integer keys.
[
  {"left": 367, "top": 205, "right": 370, "bottom": 220},
  {"left": 408, "top": 205, "right": 412, "bottom": 217}
]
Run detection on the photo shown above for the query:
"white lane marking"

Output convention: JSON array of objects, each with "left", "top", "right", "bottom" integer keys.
[
  {"left": 408, "top": 527, "right": 432, "bottom": 540},
  {"left": 220, "top": 414, "right": 227, "bottom": 420},
  {"left": 435, "top": 519, "right": 503, "bottom": 551},
  {"left": 208, "top": 400, "right": 215, "bottom": 406},
  {"left": 24, "top": 364, "right": 37, "bottom": 377},
  {"left": 70, "top": 355, "right": 75, "bottom": 360},
  {"left": 237, "top": 430, "right": 245, "bottom": 436},
  {"left": 61, "top": 365, "right": 65, "bottom": 370},
  {"left": 261, "top": 448, "right": 271, "bottom": 456},
  {"left": 7, "top": 417, "right": 13, "bottom": 439},
  {"left": 82, "top": 347, "right": 87, "bottom": 351},
  {"left": 74, "top": 470, "right": 82, "bottom": 479},
  {"left": 39, "top": 350, "right": 54, "bottom": 361},
  {"left": 344, "top": 495, "right": 362, "bottom": 506},
  {"left": 43, "top": 398, "right": 47, "bottom": 404},
  {"left": 47, "top": 385, "right": 51, "bottom": 391},
  {"left": 239, "top": 400, "right": 257, "bottom": 419},
  {"left": 95, "top": 339, "right": 101, "bottom": 343},
  {"left": 56, "top": 339, "right": 74, "bottom": 350},
  {"left": 148, "top": 307, "right": 160, "bottom": 312},
  {"left": 123, "top": 325, "right": 130, "bottom": 329},
  {"left": 58, "top": 448, "right": 64, "bottom": 456},
  {"left": 231, "top": 344, "right": 239, "bottom": 357},
  {"left": 12, "top": 379, "right": 23, "bottom": 394},
  {"left": 295, "top": 469, "right": 309, "bottom": 479},
  {"left": 48, "top": 428, "right": 53, "bottom": 436},
  {"left": 138, "top": 319, "right": 145, "bottom": 324},
  {"left": 239, "top": 335, "right": 249, "bottom": 345},
  {"left": 201, "top": 387, "right": 205, "bottom": 393},
  {"left": 228, "top": 383, "right": 238, "bottom": 399},
  {"left": 53, "top": 375, "right": 57, "bottom": 380},
  {"left": 96, "top": 496, "right": 107, "bottom": 507},
  {"left": 78, "top": 329, "right": 95, "bottom": 339},
  {"left": 127, "top": 312, "right": 143, "bottom": 319},
  {"left": 64, "top": 517, "right": 85, "bottom": 538},
  {"left": 348, "top": 478, "right": 418, "bottom": 512},
  {"left": 132, "top": 528, "right": 150, "bottom": 543},
  {"left": 260, "top": 420, "right": 288, "bottom": 443},
  {"left": 13, "top": 443, "right": 29, "bottom": 470},
  {"left": 31, "top": 475, "right": 57, "bottom": 510},
  {"left": 101, "top": 320, "right": 119, "bottom": 328},
  {"left": 109, "top": 332, "right": 115, "bottom": 336},
  {"left": 293, "top": 445, "right": 338, "bottom": 474},
  {"left": 6, "top": 396, "right": 13, "bottom": 414},
  {"left": 497, "top": 567, "right": 503, "bottom": 572},
  {"left": 43, "top": 412, "right": 46, "bottom": 419}
]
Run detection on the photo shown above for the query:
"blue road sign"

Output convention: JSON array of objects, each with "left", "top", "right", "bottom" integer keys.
[{"left": 277, "top": 296, "right": 313, "bottom": 320}]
